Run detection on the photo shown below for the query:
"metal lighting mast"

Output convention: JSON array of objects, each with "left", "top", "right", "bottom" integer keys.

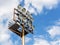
[{"left": 8, "top": 5, "right": 34, "bottom": 45}]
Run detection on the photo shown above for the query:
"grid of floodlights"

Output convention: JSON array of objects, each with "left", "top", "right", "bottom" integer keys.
[{"left": 8, "top": 5, "right": 34, "bottom": 37}]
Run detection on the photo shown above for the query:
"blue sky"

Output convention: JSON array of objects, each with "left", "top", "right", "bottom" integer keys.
[{"left": 0, "top": 0, "right": 60, "bottom": 45}]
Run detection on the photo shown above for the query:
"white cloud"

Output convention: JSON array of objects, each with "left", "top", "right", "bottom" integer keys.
[
  {"left": 47, "top": 19, "right": 60, "bottom": 38},
  {"left": 33, "top": 38, "right": 50, "bottom": 45},
  {"left": 33, "top": 36, "right": 50, "bottom": 45},
  {"left": 48, "top": 26, "right": 60, "bottom": 38},
  {"left": 33, "top": 36, "right": 60, "bottom": 45},
  {"left": 0, "top": 0, "right": 21, "bottom": 45},
  {"left": 0, "top": 32, "right": 10, "bottom": 42},
  {"left": 0, "top": 0, "right": 20, "bottom": 17},
  {"left": 0, "top": 24, "right": 10, "bottom": 42},
  {"left": 51, "top": 40, "right": 60, "bottom": 45},
  {"left": 24, "top": 0, "right": 60, "bottom": 15},
  {"left": 1, "top": 40, "right": 13, "bottom": 45}
]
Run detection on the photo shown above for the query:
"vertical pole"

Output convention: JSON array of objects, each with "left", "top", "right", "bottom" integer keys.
[{"left": 22, "top": 24, "right": 25, "bottom": 45}]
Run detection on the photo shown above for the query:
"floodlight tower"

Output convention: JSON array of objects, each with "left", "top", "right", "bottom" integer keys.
[{"left": 8, "top": 5, "right": 34, "bottom": 45}]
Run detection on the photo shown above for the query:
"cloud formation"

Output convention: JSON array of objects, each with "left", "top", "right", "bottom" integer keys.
[
  {"left": 0, "top": 0, "right": 19, "bottom": 16},
  {"left": 0, "top": 24, "right": 10, "bottom": 42},
  {"left": 0, "top": 0, "right": 20, "bottom": 45},
  {"left": 33, "top": 35, "right": 60, "bottom": 45},
  {"left": 24, "top": 0, "right": 60, "bottom": 15},
  {"left": 33, "top": 38, "right": 50, "bottom": 45},
  {"left": 48, "top": 26, "right": 60, "bottom": 38},
  {"left": 47, "top": 19, "right": 60, "bottom": 38}
]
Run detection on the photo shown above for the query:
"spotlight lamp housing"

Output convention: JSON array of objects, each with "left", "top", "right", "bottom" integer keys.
[{"left": 8, "top": 5, "right": 34, "bottom": 37}]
